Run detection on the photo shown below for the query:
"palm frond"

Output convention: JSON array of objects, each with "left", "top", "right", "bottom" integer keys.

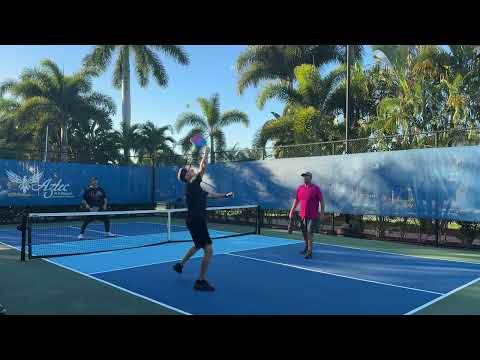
[
  {"left": 112, "top": 52, "right": 124, "bottom": 89},
  {"left": 196, "top": 96, "right": 219, "bottom": 125},
  {"left": 133, "top": 46, "right": 150, "bottom": 87},
  {"left": 154, "top": 45, "right": 190, "bottom": 65},
  {"left": 256, "top": 81, "right": 302, "bottom": 109},
  {"left": 237, "top": 64, "right": 286, "bottom": 95},
  {"left": 219, "top": 110, "right": 249, "bottom": 127},
  {"left": 143, "top": 47, "right": 167, "bottom": 87},
  {"left": 175, "top": 112, "right": 207, "bottom": 133},
  {"left": 82, "top": 45, "right": 116, "bottom": 73}
]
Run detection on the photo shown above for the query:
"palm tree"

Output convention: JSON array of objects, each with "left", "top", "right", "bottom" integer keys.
[
  {"left": 235, "top": 45, "right": 343, "bottom": 95},
  {"left": 0, "top": 98, "right": 22, "bottom": 144},
  {"left": 114, "top": 121, "right": 142, "bottom": 164},
  {"left": 137, "top": 121, "right": 176, "bottom": 166},
  {"left": 325, "top": 62, "right": 375, "bottom": 134},
  {"left": 175, "top": 93, "right": 249, "bottom": 164},
  {"left": 254, "top": 64, "right": 341, "bottom": 146},
  {"left": 0, "top": 59, "right": 115, "bottom": 161},
  {"left": 370, "top": 45, "right": 450, "bottom": 146},
  {"left": 82, "top": 46, "right": 189, "bottom": 161},
  {"left": 82, "top": 46, "right": 189, "bottom": 128}
]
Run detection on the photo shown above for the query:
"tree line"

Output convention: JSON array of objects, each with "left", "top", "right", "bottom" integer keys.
[{"left": 1, "top": 45, "right": 479, "bottom": 165}]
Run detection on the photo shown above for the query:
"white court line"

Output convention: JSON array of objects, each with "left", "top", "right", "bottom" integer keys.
[
  {"left": 313, "top": 241, "right": 480, "bottom": 267},
  {"left": 68, "top": 226, "right": 127, "bottom": 237},
  {"left": 0, "top": 239, "right": 191, "bottom": 315},
  {"left": 226, "top": 253, "right": 444, "bottom": 296},
  {"left": 404, "top": 276, "right": 480, "bottom": 315},
  {"left": 90, "top": 239, "right": 304, "bottom": 275}
]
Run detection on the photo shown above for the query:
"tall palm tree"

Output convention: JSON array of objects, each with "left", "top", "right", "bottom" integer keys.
[
  {"left": 82, "top": 46, "right": 189, "bottom": 162},
  {"left": 0, "top": 59, "right": 115, "bottom": 161},
  {"left": 137, "top": 121, "right": 176, "bottom": 166},
  {"left": 175, "top": 93, "right": 249, "bottom": 164},
  {"left": 82, "top": 45, "right": 189, "bottom": 128}
]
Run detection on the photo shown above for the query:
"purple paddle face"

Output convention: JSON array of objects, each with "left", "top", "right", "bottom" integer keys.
[{"left": 191, "top": 134, "right": 207, "bottom": 148}]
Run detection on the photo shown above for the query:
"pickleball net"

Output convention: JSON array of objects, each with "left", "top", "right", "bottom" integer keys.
[{"left": 21, "top": 205, "right": 260, "bottom": 259}]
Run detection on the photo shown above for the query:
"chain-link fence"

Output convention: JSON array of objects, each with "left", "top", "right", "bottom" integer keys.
[
  {"left": 213, "top": 127, "right": 480, "bottom": 163},
  {"left": 3, "top": 127, "right": 480, "bottom": 166}
]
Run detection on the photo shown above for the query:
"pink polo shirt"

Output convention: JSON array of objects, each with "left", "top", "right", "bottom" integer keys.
[{"left": 296, "top": 183, "right": 323, "bottom": 219}]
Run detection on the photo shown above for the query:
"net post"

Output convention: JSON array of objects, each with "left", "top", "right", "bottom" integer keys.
[
  {"left": 20, "top": 212, "right": 27, "bottom": 261},
  {"left": 434, "top": 219, "right": 439, "bottom": 247},
  {"left": 27, "top": 221, "right": 32, "bottom": 260},
  {"left": 256, "top": 205, "right": 262, "bottom": 235}
]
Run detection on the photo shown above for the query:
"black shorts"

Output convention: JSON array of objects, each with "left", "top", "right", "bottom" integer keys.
[
  {"left": 300, "top": 218, "right": 319, "bottom": 234},
  {"left": 186, "top": 217, "right": 212, "bottom": 249}
]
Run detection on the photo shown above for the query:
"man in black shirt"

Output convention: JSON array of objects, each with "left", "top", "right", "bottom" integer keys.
[
  {"left": 173, "top": 146, "right": 234, "bottom": 291},
  {"left": 78, "top": 177, "right": 115, "bottom": 239}
]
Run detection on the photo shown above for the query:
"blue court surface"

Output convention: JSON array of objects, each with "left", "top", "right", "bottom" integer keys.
[{"left": 2, "top": 226, "right": 480, "bottom": 315}]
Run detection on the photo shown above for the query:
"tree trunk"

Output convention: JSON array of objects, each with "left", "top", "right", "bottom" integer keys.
[
  {"left": 210, "top": 134, "right": 215, "bottom": 164},
  {"left": 122, "top": 48, "right": 131, "bottom": 162}
]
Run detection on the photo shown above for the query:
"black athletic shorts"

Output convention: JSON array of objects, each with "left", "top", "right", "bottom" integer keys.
[
  {"left": 300, "top": 217, "right": 319, "bottom": 234},
  {"left": 186, "top": 216, "right": 212, "bottom": 249}
]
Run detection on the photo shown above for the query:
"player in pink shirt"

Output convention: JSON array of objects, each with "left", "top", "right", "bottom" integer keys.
[{"left": 289, "top": 171, "right": 325, "bottom": 259}]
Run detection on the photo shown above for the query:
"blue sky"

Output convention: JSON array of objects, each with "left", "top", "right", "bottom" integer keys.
[{"left": 0, "top": 45, "right": 375, "bottom": 149}]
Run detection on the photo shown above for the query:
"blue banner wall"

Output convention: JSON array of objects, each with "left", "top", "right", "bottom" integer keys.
[
  {"left": 5, "top": 145, "right": 480, "bottom": 220},
  {"left": 0, "top": 160, "right": 152, "bottom": 207},
  {"left": 155, "top": 146, "right": 480, "bottom": 221}
]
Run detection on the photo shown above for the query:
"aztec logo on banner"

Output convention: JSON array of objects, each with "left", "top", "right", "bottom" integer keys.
[
  {"left": 0, "top": 159, "right": 152, "bottom": 207},
  {"left": 5, "top": 169, "right": 73, "bottom": 199}
]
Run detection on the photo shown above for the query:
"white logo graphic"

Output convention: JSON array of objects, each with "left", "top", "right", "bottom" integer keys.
[
  {"left": 5, "top": 170, "right": 72, "bottom": 199},
  {"left": 6, "top": 170, "right": 43, "bottom": 193}
]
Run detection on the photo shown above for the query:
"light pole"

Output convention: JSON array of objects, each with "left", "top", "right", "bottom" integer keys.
[{"left": 345, "top": 45, "right": 351, "bottom": 154}]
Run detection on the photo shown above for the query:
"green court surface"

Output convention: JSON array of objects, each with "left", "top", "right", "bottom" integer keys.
[
  {"left": 2, "top": 229, "right": 480, "bottom": 315},
  {"left": 0, "top": 244, "right": 176, "bottom": 315}
]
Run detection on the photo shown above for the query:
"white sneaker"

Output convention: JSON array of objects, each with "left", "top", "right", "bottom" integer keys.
[
  {"left": 107, "top": 232, "right": 116, "bottom": 237},
  {"left": 78, "top": 234, "right": 84, "bottom": 239}
]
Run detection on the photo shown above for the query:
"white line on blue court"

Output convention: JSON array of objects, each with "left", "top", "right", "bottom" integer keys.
[
  {"left": 0, "top": 239, "right": 191, "bottom": 315},
  {"left": 44, "top": 259, "right": 192, "bottom": 315},
  {"left": 68, "top": 225, "right": 127, "bottom": 237},
  {"left": 314, "top": 241, "right": 480, "bottom": 267},
  {"left": 226, "top": 253, "right": 445, "bottom": 296},
  {"left": 89, "top": 239, "right": 304, "bottom": 275},
  {"left": 404, "top": 276, "right": 480, "bottom": 315}
]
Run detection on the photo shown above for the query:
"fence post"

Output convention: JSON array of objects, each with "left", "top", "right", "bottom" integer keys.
[
  {"left": 434, "top": 219, "right": 439, "bottom": 247},
  {"left": 331, "top": 213, "right": 335, "bottom": 234}
]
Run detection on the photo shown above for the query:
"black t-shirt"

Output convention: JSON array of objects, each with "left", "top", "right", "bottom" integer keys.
[
  {"left": 83, "top": 186, "right": 107, "bottom": 208},
  {"left": 185, "top": 175, "right": 208, "bottom": 218}
]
